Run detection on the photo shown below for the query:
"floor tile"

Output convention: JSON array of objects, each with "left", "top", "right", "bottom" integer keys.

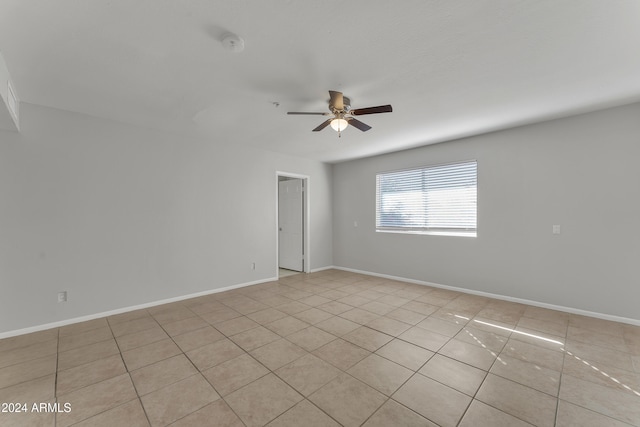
[
  {"left": 286, "top": 326, "right": 336, "bottom": 351},
  {"left": 57, "top": 339, "right": 120, "bottom": 371},
  {"left": 375, "top": 339, "right": 434, "bottom": 371},
  {"left": 366, "top": 316, "right": 412, "bottom": 337},
  {"left": 343, "top": 327, "right": 393, "bottom": 352},
  {"left": 108, "top": 309, "right": 152, "bottom": 326},
  {"left": 172, "top": 326, "right": 225, "bottom": 352},
  {"left": 4, "top": 269, "right": 640, "bottom": 427},
  {"left": 110, "top": 316, "right": 160, "bottom": 338},
  {"left": 276, "top": 353, "right": 341, "bottom": 396},
  {"left": 315, "top": 316, "right": 360, "bottom": 336},
  {"left": 562, "top": 351, "right": 640, "bottom": 394},
  {"left": 348, "top": 353, "right": 413, "bottom": 396},
  {"left": 161, "top": 316, "right": 208, "bottom": 337},
  {"left": 59, "top": 318, "right": 109, "bottom": 337},
  {"left": 203, "top": 353, "right": 269, "bottom": 396},
  {"left": 265, "top": 316, "right": 310, "bottom": 337},
  {"left": 360, "top": 301, "right": 396, "bottom": 316},
  {"left": 517, "top": 316, "right": 569, "bottom": 337},
  {"left": 298, "top": 295, "right": 332, "bottom": 307},
  {"left": 214, "top": 316, "right": 260, "bottom": 336},
  {"left": 555, "top": 399, "right": 632, "bottom": 427},
  {"left": 385, "top": 308, "right": 427, "bottom": 325},
  {"left": 186, "top": 338, "right": 245, "bottom": 371},
  {"left": 247, "top": 308, "right": 288, "bottom": 324},
  {"left": 337, "top": 294, "right": 373, "bottom": 308},
  {"left": 0, "top": 375, "right": 55, "bottom": 404},
  {"left": 0, "top": 328, "right": 58, "bottom": 353},
  {"left": 502, "top": 338, "right": 565, "bottom": 371},
  {"left": 455, "top": 326, "right": 508, "bottom": 353},
  {"left": 293, "top": 308, "right": 334, "bottom": 324},
  {"left": 141, "top": 374, "right": 220, "bottom": 426},
  {"left": 401, "top": 301, "right": 439, "bottom": 316},
  {"left": 0, "top": 403, "right": 56, "bottom": 427},
  {"left": 309, "top": 374, "right": 387, "bottom": 427},
  {"left": 339, "top": 308, "right": 380, "bottom": 324},
  {"left": 56, "top": 353, "right": 126, "bottom": 395},
  {"left": 438, "top": 339, "right": 498, "bottom": 370},
  {"left": 130, "top": 354, "right": 198, "bottom": 395},
  {"left": 363, "top": 399, "right": 438, "bottom": 427},
  {"left": 58, "top": 326, "right": 113, "bottom": 352},
  {"left": 317, "top": 301, "right": 353, "bottom": 315},
  {"left": 56, "top": 373, "right": 138, "bottom": 427},
  {"left": 559, "top": 373, "right": 640, "bottom": 426},
  {"left": 250, "top": 338, "right": 308, "bottom": 371},
  {"left": 277, "top": 301, "right": 313, "bottom": 315},
  {"left": 169, "top": 400, "right": 244, "bottom": 427},
  {"left": 152, "top": 307, "right": 197, "bottom": 325},
  {"left": 399, "top": 326, "right": 450, "bottom": 352},
  {"left": 72, "top": 399, "right": 150, "bottom": 427},
  {"left": 416, "top": 316, "right": 464, "bottom": 337},
  {"left": 419, "top": 354, "right": 486, "bottom": 396},
  {"left": 458, "top": 400, "right": 533, "bottom": 427},
  {"left": 267, "top": 399, "right": 340, "bottom": 427},
  {"left": 490, "top": 353, "right": 560, "bottom": 396},
  {"left": 225, "top": 373, "right": 303, "bottom": 427},
  {"left": 475, "top": 373, "right": 557, "bottom": 427},
  {"left": 115, "top": 326, "right": 169, "bottom": 352},
  {"left": 200, "top": 307, "right": 242, "bottom": 324},
  {"left": 565, "top": 340, "right": 635, "bottom": 372},
  {"left": 121, "top": 338, "right": 182, "bottom": 371},
  {"left": 0, "top": 354, "right": 56, "bottom": 389},
  {"left": 230, "top": 326, "right": 281, "bottom": 351},
  {"left": 313, "top": 338, "right": 371, "bottom": 370},
  {"left": 393, "top": 373, "right": 472, "bottom": 427}
]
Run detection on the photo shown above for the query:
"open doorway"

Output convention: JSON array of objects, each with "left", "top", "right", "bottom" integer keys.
[{"left": 276, "top": 172, "right": 309, "bottom": 277}]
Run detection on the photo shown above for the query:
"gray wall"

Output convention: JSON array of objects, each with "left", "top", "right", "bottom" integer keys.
[
  {"left": 333, "top": 102, "right": 640, "bottom": 321},
  {"left": 0, "top": 103, "right": 333, "bottom": 335}
]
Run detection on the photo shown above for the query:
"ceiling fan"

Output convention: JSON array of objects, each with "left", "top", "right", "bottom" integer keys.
[{"left": 288, "top": 90, "right": 392, "bottom": 136}]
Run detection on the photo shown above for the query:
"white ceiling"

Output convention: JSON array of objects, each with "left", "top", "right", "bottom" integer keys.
[{"left": 2, "top": 1, "right": 640, "bottom": 163}]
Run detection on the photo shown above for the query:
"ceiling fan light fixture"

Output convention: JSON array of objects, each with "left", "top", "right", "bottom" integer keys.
[{"left": 330, "top": 118, "right": 348, "bottom": 132}]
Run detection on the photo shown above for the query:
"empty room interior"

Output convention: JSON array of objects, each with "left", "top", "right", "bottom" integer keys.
[{"left": 1, "top": 1, "right": 640, "bottom": 426}]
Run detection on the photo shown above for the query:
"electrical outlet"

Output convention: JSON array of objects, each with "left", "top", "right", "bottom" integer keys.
[
  {"left": 57, "top": 291, "right": 67, "bottom": 303},
  {"left": 552, "top": 225, "right": 561, "bottom": 235}
]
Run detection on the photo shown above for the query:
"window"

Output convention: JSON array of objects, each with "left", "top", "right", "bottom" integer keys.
[{"left": 376, "top": 160, "right": 477, "bottom": 236}]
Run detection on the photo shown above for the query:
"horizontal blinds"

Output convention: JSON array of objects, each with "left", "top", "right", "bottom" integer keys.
[{"left": 376, "top": 161, "right": 477, "bottom": 231}]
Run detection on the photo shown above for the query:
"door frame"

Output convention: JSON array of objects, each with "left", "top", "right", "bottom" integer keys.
[{"left": 276, "top": 171, "right": 310, "bottom": 275}]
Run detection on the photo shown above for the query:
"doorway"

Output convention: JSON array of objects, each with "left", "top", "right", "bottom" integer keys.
[{"left": 276, "top": 173, "right": 309, "bottom": 277}]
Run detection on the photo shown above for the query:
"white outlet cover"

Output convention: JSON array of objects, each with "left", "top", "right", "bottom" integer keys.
[{"left": 552, "top": 225, "right": 561, "bottom": 234}]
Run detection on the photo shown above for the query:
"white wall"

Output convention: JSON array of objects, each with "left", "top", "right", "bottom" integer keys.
[
  {"left": 333, "top": 102, "right": 640, "bottom": 321},
  {"left": 0, "top": 103, "right": 333, "bottom": 335}
]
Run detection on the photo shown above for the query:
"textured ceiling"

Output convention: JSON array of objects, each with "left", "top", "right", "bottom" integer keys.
[{"left": 2, "top": 1, "right": 640, "bottom": 163}]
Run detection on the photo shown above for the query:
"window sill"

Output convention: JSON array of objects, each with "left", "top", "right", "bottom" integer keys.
[{"left": 376, "top": 229, "right": 477, "bottom": 238}]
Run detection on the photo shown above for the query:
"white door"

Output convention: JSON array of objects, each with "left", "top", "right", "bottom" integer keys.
[{"left": 278, "top": 178, "right": 304, "bottom": 271}]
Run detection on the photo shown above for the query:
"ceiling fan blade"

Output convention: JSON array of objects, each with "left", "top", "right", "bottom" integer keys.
[
  {"left": 347, "top": 117, "right": 372, "bottom": 132},
  {"left": 287, "top": 112, "right": 330, "bottom": 115},
  {"left": 329, "top": 90, "right": 344, "bottom": 110},
  {"left": 350, "top": 105, "right": 393, "bottom": 115},
  {"left": 312, "top": 119, "right": 332, "bottom": 132}
]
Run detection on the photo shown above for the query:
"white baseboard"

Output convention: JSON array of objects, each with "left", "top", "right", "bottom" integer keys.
[
  {"left": 332, "top": 266, "right": 640, "bottom": 327},
  {"left": 309, "top": 265, "right": 336, "bottom": 273},
  {"left": 0, "top": 276, "right": 278, "bottom": 339}
]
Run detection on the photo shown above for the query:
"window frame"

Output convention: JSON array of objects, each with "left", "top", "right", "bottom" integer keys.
[{"left": 375, "top": 160, "right": 478, "bottom": 237}]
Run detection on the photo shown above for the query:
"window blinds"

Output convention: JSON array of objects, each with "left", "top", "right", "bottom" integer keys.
[{"left": 376, "top": 160, "right": 477, "bottom": 234}]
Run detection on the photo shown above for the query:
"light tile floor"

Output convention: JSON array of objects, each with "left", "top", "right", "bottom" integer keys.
[{"left": 1, "top": 269, "right": 639, "bottom": 426}]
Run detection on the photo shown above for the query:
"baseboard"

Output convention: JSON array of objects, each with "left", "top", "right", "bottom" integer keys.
[
  {"left": 0, "top": 276, "right": 278, "bottom": 339},
  {"left": 332, "top": 266, "right": 640, "bottom": 327},
  {"left": 309, "top": 265, "right": 336, "bottom": 273}
]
